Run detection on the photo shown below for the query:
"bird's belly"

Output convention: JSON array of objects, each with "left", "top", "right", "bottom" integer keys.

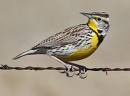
[{"left": 59, "top": 46, "right": 97, "bottom": 61}]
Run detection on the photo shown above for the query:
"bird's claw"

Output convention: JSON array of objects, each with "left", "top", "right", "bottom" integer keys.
[
  {"left": 65, "top": 65, "right": 75, "bottom": 77},
  {"left": 75, "top": 65, "right": 88, "bottom": 79},
  {"left": 59, "top": 65, "right": 75, "bottom": 77},
  {"left": 79, "top": 72, "right": 87, "bottom": 79}
]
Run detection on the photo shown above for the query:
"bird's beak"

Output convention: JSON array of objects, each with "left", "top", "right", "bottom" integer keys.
[{"left": 80, "top": 12, "right": 92, "bottom": 19}]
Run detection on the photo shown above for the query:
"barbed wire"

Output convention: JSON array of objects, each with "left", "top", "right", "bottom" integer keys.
[
  {"left": 1, "top": 64, "right": 130, "bottom": 72},
  {"left": 1, "top": 64, "right": 130, "bottom": 79}
]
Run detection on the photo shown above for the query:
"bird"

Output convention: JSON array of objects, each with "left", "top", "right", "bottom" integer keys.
[{"left": 13, "top": 12, "right": 110, "bottom": 78}]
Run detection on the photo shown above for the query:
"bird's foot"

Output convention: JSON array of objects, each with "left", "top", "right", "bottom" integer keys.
[
  {"left": 65, "top": 65, "right": 75, "bottom": 77},
  {"left": 59, "top": 65, "right": 75, "bottom": 77},
  {"left": 75, "top": 65, "right": 88, "bottom": 79}
]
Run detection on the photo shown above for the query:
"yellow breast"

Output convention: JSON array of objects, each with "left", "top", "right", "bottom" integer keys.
[{"left": 60, "top": 33, "right": 99, "bottom": 61}]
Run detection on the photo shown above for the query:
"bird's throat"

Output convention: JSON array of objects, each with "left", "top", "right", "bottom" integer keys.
[{"left": 88, "top": 19, "right": 99, "bottom": 34}]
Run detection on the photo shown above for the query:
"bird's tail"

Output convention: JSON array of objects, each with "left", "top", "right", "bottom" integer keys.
[{"left": 13, "top": 49, "right": 38, "bottom": 60}]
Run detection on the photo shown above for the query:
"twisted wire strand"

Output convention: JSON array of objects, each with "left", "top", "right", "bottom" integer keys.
[{"left": 1, "top": 64, "right": 130, "bottom": 72}]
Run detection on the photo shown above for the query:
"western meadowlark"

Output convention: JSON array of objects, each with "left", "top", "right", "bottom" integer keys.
[{"left": 13, "top": 12, "right": 109, "bottom": 78}]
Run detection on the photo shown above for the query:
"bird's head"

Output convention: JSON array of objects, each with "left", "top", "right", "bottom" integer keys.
[{"left": 80, "top": 12, "right": 109, "bottom": 37}]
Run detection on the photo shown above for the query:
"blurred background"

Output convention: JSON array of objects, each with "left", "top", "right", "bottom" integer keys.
[{"left": 0, "top": 0, "right": 130, "bottom": 96}]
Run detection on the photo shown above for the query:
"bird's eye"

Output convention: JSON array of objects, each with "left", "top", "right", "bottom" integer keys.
[{"left": 97, "top": 18, "right": 101, "bottom": 21}]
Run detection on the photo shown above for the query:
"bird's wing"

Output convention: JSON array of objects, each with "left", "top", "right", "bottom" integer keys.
[{"left": 32, "top": 24, "right": 88, "bottom": 50}]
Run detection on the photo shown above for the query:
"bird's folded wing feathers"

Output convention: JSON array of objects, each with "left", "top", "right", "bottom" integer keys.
[{"left": 32, "top": 24, "right": 87, "bottom": 49}]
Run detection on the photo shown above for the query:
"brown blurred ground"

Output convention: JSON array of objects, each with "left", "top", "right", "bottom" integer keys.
[{"left": 0, "top": 0, "right": 130, "bottom": 96}]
